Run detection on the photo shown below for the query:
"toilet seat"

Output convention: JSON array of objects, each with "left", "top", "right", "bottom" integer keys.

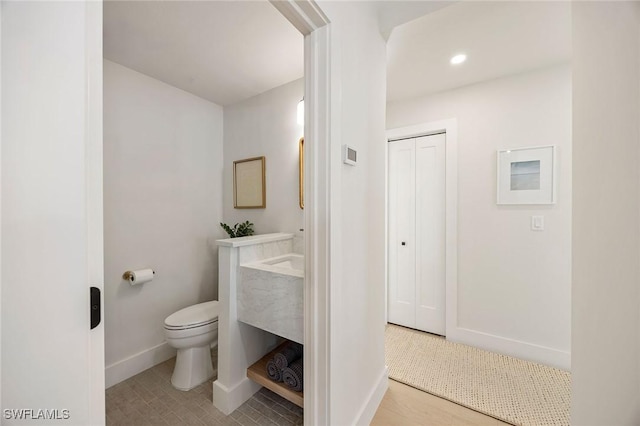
[
  {"left": 164, "top": 319, "right": 217, "bottom": 331},
  {"left": 164, "top": 301, "right": 219, "bottom": 330}
]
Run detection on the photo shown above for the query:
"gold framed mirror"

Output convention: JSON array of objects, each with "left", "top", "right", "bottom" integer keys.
[{"left": 299, "top": 137, "right": 304, "bottom": 209}]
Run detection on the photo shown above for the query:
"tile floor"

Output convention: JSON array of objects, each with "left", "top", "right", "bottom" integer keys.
[{"left": 106, "top": 349, "right": 303, "bottom": 426}]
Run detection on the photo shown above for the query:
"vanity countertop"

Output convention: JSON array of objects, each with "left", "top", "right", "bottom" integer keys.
[
  {"left": 241, "top": 253, "right": 304, "bottom": 278},
  {"left": 216, "top": 233, "right": 293, "bottom": 248}
]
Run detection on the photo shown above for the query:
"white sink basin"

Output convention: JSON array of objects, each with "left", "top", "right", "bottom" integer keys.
[{"left": 242, "top": 253, "right": 304, "bottom": 278}]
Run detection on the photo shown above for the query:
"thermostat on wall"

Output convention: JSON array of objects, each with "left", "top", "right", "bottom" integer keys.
[{"left": 343, "top": 145, "right": 357, "bottom": 166}]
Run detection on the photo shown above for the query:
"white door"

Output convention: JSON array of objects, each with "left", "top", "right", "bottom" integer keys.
[
  {"left": 388, "top": 133, "right": 446, "bottom": 335},
  {"left": 2, "top": 2, "right": 105, "bottom": 424},
  {"left": 388, "top": 139, "right": 417, "bottom": 328},
  {"left": 414, "top": 134, "right": 446, "bottom": 335}
]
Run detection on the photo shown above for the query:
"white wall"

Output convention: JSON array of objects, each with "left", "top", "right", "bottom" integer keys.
[
  {"left": 103, "top": 60, "right": 224, "bottom": 385},
  {"left": 222, "top": 78, "right": 304, "bottom": 237},
  {"left": 572, "top": 2, "right": 640, "bottom": 424},
  {"left": 318, "top": 2, "right": 389, "bottom": 424},
  {"left": 387, "top": 65, "right": 572, "bottom": 369}
]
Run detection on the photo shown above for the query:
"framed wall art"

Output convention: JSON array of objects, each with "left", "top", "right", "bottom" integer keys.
[
  {"left": 497, "top": 145, "right": 556, "bottom": 205},
  {"left": 234, "top": 156, "right": 266, "bottom": 208}
]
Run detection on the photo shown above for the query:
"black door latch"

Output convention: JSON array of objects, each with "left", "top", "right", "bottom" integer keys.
[{"left": 90, "top": 287, "right": 101, "bottom": 330}]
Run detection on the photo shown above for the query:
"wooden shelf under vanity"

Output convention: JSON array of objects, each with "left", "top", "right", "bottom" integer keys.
[{"left": 246, "top": 342, "right": 304, "bottom": 408}]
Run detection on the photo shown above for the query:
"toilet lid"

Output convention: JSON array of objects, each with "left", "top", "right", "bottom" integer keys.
[{"left": 164, "top": 301, "right": 219, "bottom": 328}]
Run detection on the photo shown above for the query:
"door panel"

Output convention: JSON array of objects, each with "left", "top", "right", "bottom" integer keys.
[
  {"left": 388, "top": 139, "right": 416, "bottom": 328},
  {"left": 2, "top": 2, "right": 105, "bottom": 424},
  {"left": 388, "top": 133, "right": 446, "bottom": 335},
  {"left": 415, "top": 134, "right": 446, "bottom": 335}
]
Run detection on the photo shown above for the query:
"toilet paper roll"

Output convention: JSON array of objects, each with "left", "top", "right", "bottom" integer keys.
[{"left": 125, "top": 269, "right": 154, "bottom": 286}]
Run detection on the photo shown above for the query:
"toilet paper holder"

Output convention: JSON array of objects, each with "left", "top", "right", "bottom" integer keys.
[{"left": 122, "top": 270, "right": 155, "bottom": 281}]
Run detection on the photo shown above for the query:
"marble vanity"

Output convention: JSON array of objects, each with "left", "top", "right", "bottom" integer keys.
[
  {"left": 213, "top": 233, "right": 303, "bottom": 415},
  {"left": 238, "top": 253, "right": 303, "bottom": 344}
]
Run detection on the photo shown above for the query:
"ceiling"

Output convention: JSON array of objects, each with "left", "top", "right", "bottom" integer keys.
[
  {"left": 376, "top": 1, "right": 455, "bottom": 39},
  {"left": 104, "top": 0, "right": 303, "bottom": 106},
  {"left": 386, "top": 1, "right": 572, "bottom": 103},
  {"left": 104, "top": 1, "right": 571, "bottom": 107}
]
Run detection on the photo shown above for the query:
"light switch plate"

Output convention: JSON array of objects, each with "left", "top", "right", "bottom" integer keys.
[{"left": 531, "top": 216, "right": 544, "bottom": 231}]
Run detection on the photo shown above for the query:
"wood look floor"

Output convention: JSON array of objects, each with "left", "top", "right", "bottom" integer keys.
[{"left": 371, "top": 379, "right": 512, "bottom": 426}]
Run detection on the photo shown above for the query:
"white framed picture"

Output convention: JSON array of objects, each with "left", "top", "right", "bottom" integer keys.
[{"left": 497, "top": 145, "right": 556, "bottom": 205}]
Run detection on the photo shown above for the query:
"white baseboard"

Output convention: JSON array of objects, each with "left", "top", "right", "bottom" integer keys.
[
  {"left": 213, "top": 377, "right": 261, "bottom": 415},
  {"left": 447, "top": 327, "right": 571, "bottom": 371},
  {"left": 105, "top": 342, "right": 176, "bottom": 388},
  {"left": 354, "top": 366, "right": 389, "bottom": 426}
]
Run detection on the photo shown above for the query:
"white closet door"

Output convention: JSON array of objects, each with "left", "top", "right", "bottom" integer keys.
[
  {"left": 388, "top": 139, "right": 416, "bottom": 328},
  {"left": 415, "top": 134, "right": 446, "bottom": 335}
]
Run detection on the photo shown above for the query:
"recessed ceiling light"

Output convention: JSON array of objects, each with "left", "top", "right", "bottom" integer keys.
[{"left": 450, "top": 54, "right": 467, "bottom": 65}]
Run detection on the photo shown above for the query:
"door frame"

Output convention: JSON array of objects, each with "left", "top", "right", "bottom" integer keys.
[
  {"left": 268, "top": 1, "right": 331, "bottom": 424},
  {"left": 385, "top": 119, "right": 458, "bottom": 338}
]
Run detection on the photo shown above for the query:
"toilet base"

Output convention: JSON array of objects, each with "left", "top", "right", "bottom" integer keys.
[{"left": 171, "top": 345, "right": 214, "bottom": 391}]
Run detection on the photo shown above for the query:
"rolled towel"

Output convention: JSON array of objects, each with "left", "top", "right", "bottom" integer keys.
[
  {"left": 266, "top": 359, "right": 283, "bottom": 382},
  {"left": 274, "top": 342, "right": 303, "bottom": 369},
  {"left": 282, "top": 358, "right": 303, "bottom": 392}
]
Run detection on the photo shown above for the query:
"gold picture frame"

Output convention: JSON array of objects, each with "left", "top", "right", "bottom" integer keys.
[
  {"left": 233, "top": 156, "right": 266, "bottom": 209},
  {"left": 299, "top": 137, "right": 304, "bottom": 209}
]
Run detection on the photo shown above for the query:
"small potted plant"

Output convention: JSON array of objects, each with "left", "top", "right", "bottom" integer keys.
[{"left": 220, "top": 221, "right": 255, "bottom": 238}]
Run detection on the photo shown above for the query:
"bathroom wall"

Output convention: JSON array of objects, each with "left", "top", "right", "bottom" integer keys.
[
  {"left": 103, "top": 60, "right": 224, "bottom": 386},
  {"left": 387, "top": 64, "right": 572, "bottom": 369},
  {"left": 222, "top": 78, "right": 304, "bottom": 238}
]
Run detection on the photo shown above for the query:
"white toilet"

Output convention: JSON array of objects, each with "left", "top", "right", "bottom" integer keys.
[{"left": 164, "top": 300, "right": 219, "bottom": 391}]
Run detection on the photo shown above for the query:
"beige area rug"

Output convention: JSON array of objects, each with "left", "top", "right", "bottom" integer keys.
[{"left": 385, "top": 324, "right": 571, "bottom": 426}]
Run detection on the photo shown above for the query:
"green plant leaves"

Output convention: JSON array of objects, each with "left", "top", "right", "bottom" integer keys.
[{"left": 220, "top": 221, "right": 255, "bottom": 238}]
